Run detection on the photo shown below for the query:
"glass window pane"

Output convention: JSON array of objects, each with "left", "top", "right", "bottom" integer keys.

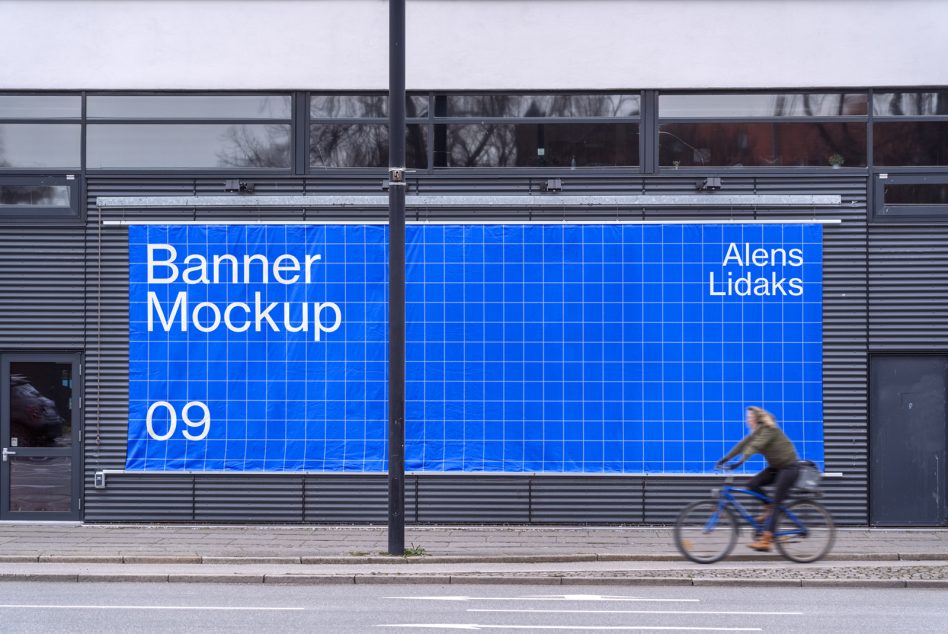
[
  {"left": 445, "top": 94, "right": 640, "bottom": 118},
  {"left": 87, "top": 95, "right": 291, "bottom": 119},
  {"left": 874, "top": 122, "right": 948, "bottom": 166},
  {"left": 884, "top": 183, "right": 948, "bottom": 205},
  {"left": 310, "top": 95, "right": 428, "bottom": 119},
  {"left": 660, "top": 93, "right": 868, "bottom": 118},
  {"left": 311, "top": 95, "right": 387, "bottom": 119},
  {"left": 0, "top": 124, "right": 80, "bottom": 168},
  {"left": 0, "top": 95, "right": 81, "bottom": 119},
  {"left": 10, "top": 457, "right": 71, "bottom": 512},
  {"left": 659, "top": 122, "right": 866, "bottom": 167},
  {"left": 408, "top": 95, "right": 428, "bottom": 118},
  {"left": 10, "top": 362, "right": 72, "bottom": 448},
  {"left": 87, "top": 124, "right": 291, "bottom": 169},
  {"left": 309, "top": 124, "right": 427, "bottom": 168},
  {"left": 439, "top": 123, "right": 638, "bottom": 167},
  {"left": 873, "top": 92, "right": 948, "bottom": 116},
  {"left": 0, "top": 185, "right": 70, "bottom": 207}
]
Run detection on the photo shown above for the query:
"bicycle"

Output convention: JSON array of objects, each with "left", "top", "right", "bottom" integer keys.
[{"left": 673, "top": 468, "right": 836, "bottom": 564}]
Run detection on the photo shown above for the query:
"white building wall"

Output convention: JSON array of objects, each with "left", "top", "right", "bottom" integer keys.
[{"left": 2, "top": 0, "right": 948, "bottom": 90}]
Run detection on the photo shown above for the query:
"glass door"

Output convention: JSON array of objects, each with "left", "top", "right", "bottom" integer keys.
[{"left": 1, "top": 354, "right": 81, "bottom": 520}]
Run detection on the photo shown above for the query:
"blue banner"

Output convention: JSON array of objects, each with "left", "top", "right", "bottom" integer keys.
[{"left": 127, "top": 223, "right": 823, "bottom": 473}]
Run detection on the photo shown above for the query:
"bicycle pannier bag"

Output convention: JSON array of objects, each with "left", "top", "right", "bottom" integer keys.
[{"left": 794, "top": 460, "right": 822, "bottom": 493}]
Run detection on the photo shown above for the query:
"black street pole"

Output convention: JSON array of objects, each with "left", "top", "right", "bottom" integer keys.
[{"left": 387, "top": 0, "right": 406, "bottom": 557}]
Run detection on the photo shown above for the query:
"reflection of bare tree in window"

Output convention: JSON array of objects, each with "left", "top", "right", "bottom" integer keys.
[
  {"left": 448, "top": 94, "right": 639, "bottom": 118},
  {"left": 448, "top": 124, "right": 517, "bottom": 167},
  {"left": 311, "top": 95, "right": 426, "bottom": 119},
  {"left": 310, "top": 125, "right": 387, "bottom": 167},
  {"left": 406, "top": 124, "right": 427, "bottom": 167},
  {"left": 217, "top": 124, "right": 291, "bottom": 168},
  {"left": 312, "top": 96, "right": 387, "bottom": 119},
  {"left": 309, "top": 124, "right": 427, "bottom": 168},
  {"left": 877, "top": 91, "right": 948, "bottom": 116}
]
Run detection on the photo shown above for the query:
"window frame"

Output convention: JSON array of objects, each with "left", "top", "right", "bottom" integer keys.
[
  {"left": 655, "top": 90, "right": 870, "bottom": 172},
  {"left": 429, "top": 91, "right": 643, "bottom": 171},
  {"left": 306, "top": 92, "right": 430, "bottom": 172},
  {"left": 0, "top": 174, "right": 80, "bottom": 221},
  {"left": 305, "top": 91, "right": 644, "bottom": 172},
  {"left": 83, "top": 91, "right": 295, "bottom": 174},
  {"left": 872, "top": 172, "right": 948, "bottom": 222}
]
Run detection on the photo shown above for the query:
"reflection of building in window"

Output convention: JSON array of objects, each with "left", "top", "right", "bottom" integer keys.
[{"left": 660, "top": 122, "right": 866, "bottom": 167}]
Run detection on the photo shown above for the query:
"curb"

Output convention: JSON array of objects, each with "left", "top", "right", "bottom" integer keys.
[
  {"left": 0, "top": 552, "right": 924, "bottom": 565},
  {"left": 0, "top": 572, "right": 945, "bottom": 588}
]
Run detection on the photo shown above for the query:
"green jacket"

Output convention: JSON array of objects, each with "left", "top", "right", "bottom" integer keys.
[{"left": 722, "top": 425, "right": 798, "bottom": 469}]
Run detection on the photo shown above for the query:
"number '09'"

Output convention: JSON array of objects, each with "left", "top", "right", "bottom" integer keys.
[{"left": 146, "top": 401, "right": 211, "bottom": 441}]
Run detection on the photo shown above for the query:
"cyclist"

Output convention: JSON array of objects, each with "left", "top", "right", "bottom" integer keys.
[{"left": 715, "top": 406, "right": 800, "bottom": 552}]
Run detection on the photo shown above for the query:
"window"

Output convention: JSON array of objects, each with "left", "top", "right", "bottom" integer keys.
[
  {"left": 873, "top": 173, "right": 948, "bottom": 221},
  {"left": 658, "top": 92, "right": 868, "bottom": 168},
  {"left": 873, "top": 92, "right": 948, "bottom": 167},
  {"left": 0, "top": 175, "right": 79, "bottom": 219},
  {"left": 87, "top": 95, "right": 291, "bottom": 119},
  {"left": 308, "top": 94, "right": 428, "bottom": 168},
  {"left": 86, "top": 94, "right": 292, "bottom": 170},
  {"left": 433, "top": 93, "right": 640, "bottom": 168},
  {"left": 0, "top": 96, "right": 81, "bottom": 169},
  {"left": 0, "top": 95, "right": 80, "bottom": 119}
]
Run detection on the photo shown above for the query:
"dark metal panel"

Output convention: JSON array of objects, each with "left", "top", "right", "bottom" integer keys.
[
  {"left": 530, "top": 477, "right": 644, "bottom": 523},
  {"left": 194, "top": 476, "right": 303, "bottom": 522},
  {"left": 643, "top": 477, "right": 722, "bottom": 524},
  {"left": 303, "top": 475, "right": 391, "bottom": 523},
  {"left": 416, "top": 476, "right": 529, "bottom": 523},
  {"left": 868, "top": 226, "right": 948, "bottom": 347},
  {"left": 82, "top": 474, "right": 194, "bottom": 522},
  {"left": 818, "top": 478, "right": 871, "bottom": 526},
  {"left": 822, "top": 198, "right": 869, "bottom": 511},
  {"left": 0, "top": 225, "right": 85, "bottom": 348},
  {"left": 869, "top": 355, "right": 948, "bottom": 526}
]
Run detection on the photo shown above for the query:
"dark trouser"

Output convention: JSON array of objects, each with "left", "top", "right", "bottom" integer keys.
[{"left": 746, "top": 463, "right": 800, "bottom": 533}]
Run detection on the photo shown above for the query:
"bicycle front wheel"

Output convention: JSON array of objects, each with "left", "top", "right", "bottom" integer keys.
[
  {"left": 674, "top": 500, "right": 738, "bottom": 564},
  {"left": 773, "top": 499, "right": 836, "bottom": 563}
]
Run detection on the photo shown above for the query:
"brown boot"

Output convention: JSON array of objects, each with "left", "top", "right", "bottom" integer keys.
[
  {"left": 755, "top": 504, "right": 773, "bottom": 523},
  {"left": 749, "top": 531, "right": 774, "bottom": 552}
]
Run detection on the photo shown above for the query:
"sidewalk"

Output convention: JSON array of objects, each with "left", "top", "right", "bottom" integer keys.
[{"left": 0, "top": 524, "right": 946, "bottom": 587}]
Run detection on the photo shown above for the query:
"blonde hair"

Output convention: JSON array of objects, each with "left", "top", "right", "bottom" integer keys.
[{"left": 747, "top": 406, "right": 777, "bottom": 427}]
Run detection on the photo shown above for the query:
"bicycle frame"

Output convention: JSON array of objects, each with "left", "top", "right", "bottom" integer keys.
[{"left": 712, "top": 483, "right": 810, "bottom": 538}]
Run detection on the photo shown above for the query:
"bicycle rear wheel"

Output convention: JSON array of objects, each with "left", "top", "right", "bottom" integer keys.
[
  {"left": 773, "top": 499, "right": 836, "bottom": 563},
  {"left": 674, "top": 500, "right": 738, "bottom": 564}
]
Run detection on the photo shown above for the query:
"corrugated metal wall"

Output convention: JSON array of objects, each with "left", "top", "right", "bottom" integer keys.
[
  {"left": 0, "top": 223, "right": 85, "bottom": 349},
  {"left": 868, "top": 225, "right": 948, "bottom": 348},
  {"left": 73, "top": 173, "right": 871, "bottom": 524}
]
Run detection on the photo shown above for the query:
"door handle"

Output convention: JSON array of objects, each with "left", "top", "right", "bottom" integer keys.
[{"left": 1, "top": 448, "right": 15, "bottom": 462}]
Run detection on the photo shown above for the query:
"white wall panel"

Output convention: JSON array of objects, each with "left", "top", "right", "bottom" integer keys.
[{"left": 1, "top": 1, "right": 947, "bottom": 90}]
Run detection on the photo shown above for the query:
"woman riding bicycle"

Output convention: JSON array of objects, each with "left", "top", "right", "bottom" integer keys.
[{"left": 716, "top": 406, "right": 800, "bottom": 552}]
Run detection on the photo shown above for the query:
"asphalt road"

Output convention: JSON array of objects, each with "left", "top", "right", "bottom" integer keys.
[{"left": 1, "top": 582, "right": 947, "bottom": 633}]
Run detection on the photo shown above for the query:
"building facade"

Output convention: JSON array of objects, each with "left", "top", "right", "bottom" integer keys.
[{"left": 1, "top": 1, "right": 947, "bottom": 525}]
